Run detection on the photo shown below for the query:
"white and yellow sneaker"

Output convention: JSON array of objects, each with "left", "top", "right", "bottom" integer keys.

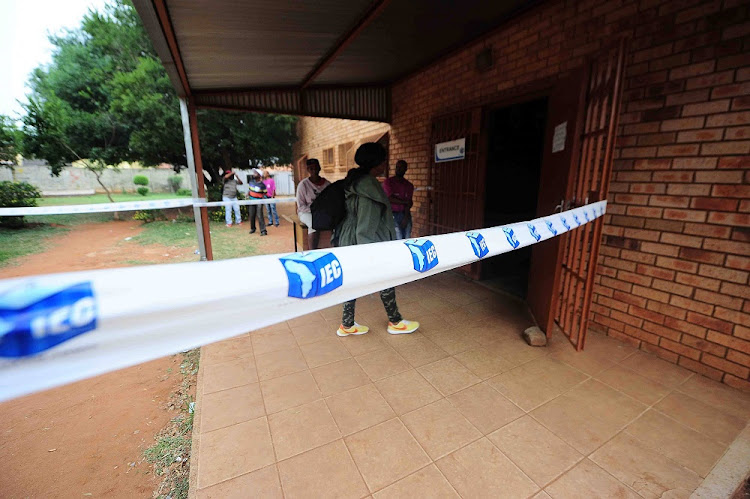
[
  {"left": 337, "top": 322, "right": 370, "bottom": 337},
  {"left": 387, "top": 319, "right": 420, "bottom": 335}
]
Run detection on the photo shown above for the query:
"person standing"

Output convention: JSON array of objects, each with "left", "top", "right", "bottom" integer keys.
[
  {"left": 335, "top": 143, "right": 420, "bottom": 337},
  {"left": 247, "top": 169, "right": 267, "bottom": 236},
  {"left": 382, "top": 160, "right": 414, "bottom": 239},
  {"left": 296, "top": 158, "right": 330, "bottom": 249},
  {"left": 263, "top": 171, "right": 280, "bottom": 227},
  {"left": 222, "top": 168, "right": 243, "bottom": 227}
]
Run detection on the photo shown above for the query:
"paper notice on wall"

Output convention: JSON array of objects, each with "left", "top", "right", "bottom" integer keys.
[{"left": 552, "top": 122, "right": 567, "bottom": 153}]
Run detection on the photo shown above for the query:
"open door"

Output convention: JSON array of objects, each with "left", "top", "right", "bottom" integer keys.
[
  {"left": 428, "top": 108, "right": 486, "bottom": 278},
  {"left": 528, "top": 39, "right": 627, "bottom": 349}
]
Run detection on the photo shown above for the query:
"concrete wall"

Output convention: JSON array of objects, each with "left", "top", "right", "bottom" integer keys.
[{"left": 0, "top": 165, "right": 185, "bottom": 194}]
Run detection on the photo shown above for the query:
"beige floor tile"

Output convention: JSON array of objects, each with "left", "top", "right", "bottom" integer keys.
[
  {"left": 311, "top": 358, "right": 371, "bottom": 396},
  {"left": 345, "top": 418, "right": 431, "bottom": 493},
  {"left": 488, "top": 416, "right": 582, "bottom": 487},
  {"left": 260, "top": 370, "right": 321, "bottom": 414},
  {"left": 326, "top": 384, "right": 396, "bottom": 436},
  {"left": 532, "top": 491, "right": 553, "bottom": 499},
  {"left": 202, "top": 358, "right": 258, "bottom": 394},
  {"left": 550, "top": 345, "right": 615, "bottom": 376},
  {"left": 391, "top": 335, "right": 449, "bottom": 367},
  {"left": 625, "top": 410, "right": 726, "bottom": 477},
  {"left": 255, "top": 347, "right": 308, "bottom": 381},
  {"left": 290, "top": 321, "right": 332, "bottom": 345},
  {"left": 677, "top": 374, "right": 750, "bottom": 420},
  {"left": 373, "top": 464, "right": 459, "bottom": 498},
  {"left": 531, "top": 395, "right": 622, "bottom": 455},
  {"left": 201, "top": 383, "right": 265, "bottom": 432},
  {"left": 655, "top": 391, "right": 746, "bottom": 445},
  {"left": 620, "top": 350, "right": 692, "bottom": 388},
  {"left": 197, "top": 464, "right": 282, "bottom": 498},
  {"left": 584, "top": 330, "right": 637, "bottom": 363},
  {"left": 454, "top": 346, "right": 514, "bottom": 379},
  {"left": 251, "top": 328, "right": 298, "bottom": 356},
  {"left": 590, "top": 432, "right": 702, "bottom": 498},
  {"left": 277, "top": 439, "right": 368, "bottom": 499},
  {"left": 420, "top": 294, "right": 462, "bottom": 316},
  {"left": 563, "top": 380, "right": 647, "bottom": 428},
  {"left": 375, "top": 369, "right": 442, "bottom": 415},
  {"left": 253, "top": 322, "right": 292, "bottom": 335},
  {"left": 448, "top": 382, "right": 523, "bottom": 434},
  {"left": 489, "top": 357, "right": 587, "bottom": 411},
  {"left": 492, "top": 337, "right": 548, "bottom": 366},
  {"left": 319, "top": 305, "right": 343, "bottom": 321},
  {"left": 596, "top": 365, "right": 670, "bottom": 405},
  {"left": 423, "top": 328, "right": 480, "bottom": 355},
  {"left": 356, "top": 348, "right": 411, "bottom": 381},
  {"left": 418, "top": 357, "right": 481, "bottom": 396},
  {"left": 401, "top": 399, "right": 482, "bottom": 460},
  {"left": 544, "top": 458, "right": 639, "bottom": 499},
  {"left": 287, "top": 312, "right": 325, "bottom": 328},
  {"left": 460, "top": 324, "right": 510, "bottom": 346},
  {"left": 198, "top": 417, "right": 275, "bottom": 489},
  {"left": 300, "top": 338, "right": 352, "bottom": 368},
  {"left": 436, "top": 438, "right": 539, "bottom": 498},
  {"left": 268, "top": 399, "right": 341, "bottom": 461},
  {"left": 202, "top": 335, "right": 254, "bottom": 365},
  {"left": 339, "top": 333, "right": 387, "bottom": 356}
]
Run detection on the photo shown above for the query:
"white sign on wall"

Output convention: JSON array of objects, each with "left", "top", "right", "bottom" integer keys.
[
  {"left": 552, "top": 122, "right": 567, "bottom": 153},
  {"left": 435, "top": 138, "right": 466, "bottom": 163}
]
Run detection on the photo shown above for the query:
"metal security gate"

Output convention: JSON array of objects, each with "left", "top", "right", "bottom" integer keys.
[
  {"left": 428, "top": 108, "right": 486, "bottom": 277},
  {"left": 555, "top": 39, "right": 627, "bottom": 350}
]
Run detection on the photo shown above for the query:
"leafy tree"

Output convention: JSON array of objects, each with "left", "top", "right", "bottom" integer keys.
[
  {"left": 0, "top": 115, "right": 21, "bottom": 167},
  {"left": 20, "top": 0, "right": 297, "bottom": 197}
]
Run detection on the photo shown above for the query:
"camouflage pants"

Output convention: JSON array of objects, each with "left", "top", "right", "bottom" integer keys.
[{"left": 342, "top": 287, "right": 402, "bottom": 328}]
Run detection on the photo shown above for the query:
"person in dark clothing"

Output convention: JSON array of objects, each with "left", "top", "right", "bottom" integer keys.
[
  {"left": 335, "top": 142, "right": 420, "bottom": 337},
  {"left": 247, "top": 168, "right": 267, "bottom": 236}
]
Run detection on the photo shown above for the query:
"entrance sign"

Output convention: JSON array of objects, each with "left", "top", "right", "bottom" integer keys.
[
  {"left": 435, "top": 138, "right": 466, "bottom": 163},
  {"left": 552, "top": 122, "right": 567, "bottom": 153}
]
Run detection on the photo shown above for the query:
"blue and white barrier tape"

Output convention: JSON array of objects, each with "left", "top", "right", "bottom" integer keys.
[
  {"left": 0, "top": 201, "right": 606, "bottom": 402},
  {"left": 0, "top": 197, "right": 296, "bottom": 216}
]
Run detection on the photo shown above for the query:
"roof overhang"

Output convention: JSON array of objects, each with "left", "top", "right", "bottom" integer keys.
[{"left": 133, "top": 0, "right": 539, "bottom": 122}]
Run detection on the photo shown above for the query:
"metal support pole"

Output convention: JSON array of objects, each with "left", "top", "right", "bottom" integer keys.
[{"left": 179, "top": 98, "right": 213, "bottom": 261}]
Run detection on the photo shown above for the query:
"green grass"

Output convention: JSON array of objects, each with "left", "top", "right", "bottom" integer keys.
[
  {"left": 0, "top": 224, "right": 69, "bottom": 266},
  {"left": 38, "top": 192, "right": 185, "bottom": 206},
  {"left": 132, "top": 220, "right": 260, "bottom": 260}
]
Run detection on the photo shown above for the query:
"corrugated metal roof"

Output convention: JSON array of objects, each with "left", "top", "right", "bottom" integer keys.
[{"left": 133, "top": 0, "right": 535, "bottom": 121}]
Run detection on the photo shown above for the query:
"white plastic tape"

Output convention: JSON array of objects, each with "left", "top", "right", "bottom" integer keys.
[
  {"left": 193, "top": 197, "right": 296, "bottom": 208},
  {"left": 0, "top": 201, "right": 606, "bottom": 402}
]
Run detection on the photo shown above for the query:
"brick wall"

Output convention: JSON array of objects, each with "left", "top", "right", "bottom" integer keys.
[
  {"left": 383, "top": 0, "right": 750, "bottom": 388},
  {"left": 293, "top": 117, "right": 389, "bottom": 182}
]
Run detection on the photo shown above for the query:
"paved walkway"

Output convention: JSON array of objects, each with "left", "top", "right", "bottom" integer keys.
[{"left": 189, "top": 272, "right": 750, "bottom": 498}]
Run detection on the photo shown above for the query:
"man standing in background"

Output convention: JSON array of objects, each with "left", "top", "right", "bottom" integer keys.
[
  {"left": 247, "top": 169, "right": 267, "bottom": 236},
  {"left": 296, "top": 158, "right": 330, "bottom": 249},
  {"left": 263, "top": 171, "right": 280, "bottom": 227},
  {"left": 383, "top": 160, "right": 414, "bottom": 239},
  {"left": 222, "top": 168, "right": 243, "bottom": 227}
]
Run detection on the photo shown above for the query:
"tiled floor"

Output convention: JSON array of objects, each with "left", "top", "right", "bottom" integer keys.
[{"left": 190, "top": 272, "right": 750, "bottom": 498}]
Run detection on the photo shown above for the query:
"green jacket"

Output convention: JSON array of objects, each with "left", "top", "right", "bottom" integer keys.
[{"left": 337, "top": 173, "right": 396, "bottom": 247}]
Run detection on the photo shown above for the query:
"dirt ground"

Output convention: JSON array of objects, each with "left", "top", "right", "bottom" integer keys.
[{"left": 0, "top": 215, "right": 297, "bottom": 497}]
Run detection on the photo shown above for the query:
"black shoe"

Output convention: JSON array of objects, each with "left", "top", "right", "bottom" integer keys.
[
  {"left": 275, "top": 223, "right": 280, "bottom": 227},
  {"left": 260, "top": 230, "right": 268, "bottom": 236},
  {"left": 249, "top": 229, "right": 256, "bottom": 234}
]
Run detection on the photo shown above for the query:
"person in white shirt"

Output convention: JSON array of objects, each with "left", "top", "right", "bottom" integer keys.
[{"left": 296, "top": 158, "right": 331, "bottom": 249}]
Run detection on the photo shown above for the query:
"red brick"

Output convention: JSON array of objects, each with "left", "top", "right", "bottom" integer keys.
[
  {"left": 722, "top": 21, "right": 750, "bottom": 40},
  {"left": 706, "top": 111, "right": 750, "bottom": 127},
  {"left": 600, "top": 276, "right": 633, "bottom": 293},
  {"left": 660, "top": 232, "right": 703, "bottom": 248},
  {"left": 721, "top": 281, "right": 750, "bottom": 300},
  {"left": 621, "top": 249, "right": 655, "bottom": 264},
  {"left": 623, "top": 122, "right": 661, "bottom": 135},
  {"left": 718, "top": 53, "right": 750, "bottom": 71},
  {"left": 702, "top": 354, "right": 750, "bottom": 379},
  {"left": 624, "top": 324, "right": 660, "bottom": 345},
  {"left": 712, "top": 184, "right": 750, "bottom": 198},
  {"left": 676, "top": 271, "right": 721, "bottom": 292},
  {"left": 689, "top": 197, "right": 738, "bottom": 211},
  {"left": 732, "top": 96, "right": 750, "bottom": 111},
  {"left": 614, "top": 193, "right": 649, "bottom": 205},
  {"left": 707, "top": 212, "right": 750, "bottom": 227},
  {"left": 712, "top": 82, "right": 750, "bottom": 99},
  {"left": 661, "top": 338, "right": 701, "bottom": 360},
  {"left": 656, "top": 256, "right": 698, "bottom": 273},
  {"left": 678, "top": 357, "right": 724, "bottom": 381},
  {"left": 617, "top": 270, "right": 653, "bottom": 287},
  {"left": 679, "top": 247, "right": 725, "bottom": 265},
  {"left": 616, "top": 171, "right": 652, "bottom": 182},
  {"left": 633, "top": 284, "right": 671, "bottom": 303},
  {"left": 685, "top": 70, "right": 734, "bottom": 90},
  {"left": 723, "top": 374, "right": 750, "bottom": 391},
  {"left": 603, "top": 256, "right": 637, "bottom": 272},
  {"left": 725, "top": 126, "right": 750, "bottom": 140},
  {"left": 738, "top": 325, "right": 750, "bottom": 341},
  {"left": 664, "top": 317, "right": 707, "bottom": 338},
  {"left": 676, "top": 129, "right": 723, "bottom": 142},
  {"left": 631, "top": 305, "right": 667, "bottom": 325},
  {"left": 701, "top": 141, "right": 750, "bottom": 155},
  {"left": 594, "top": 315, "right": 626, "bottom": 333},
  {"left": 669, "top": 61, "right": 715, "bottom": 80},
  {"left": 660, "top": 116, "right": 705, "bottom": 131},
  {"left": 649, "top": 195, "right": 689, "bottom": 208},
  {"left": 695, "top": 289, "right": 743, "bottom": 310},
  {"left": 727, "top": 350, "right": 750, "bottom": 369},
  {"left": 680, "top": 334, "right": 726, "bottom": 357},
  {"left": 695, "top": 170, "right": 745, "bottom": 184},
  {"left": 671, "top": 157, "right": 718, "bottom": 169},
  {"left": 652, "top": 171, "right": 693, "bottom": 182},
  {"left": 611, "top": 310, "right": 644, "bottom": 329},
  {"left": 646, "top": 301, "right": 688, "bottom": 321},
  {"left": 598, "top": 296, "right": 629, "bottom": 313},
  {"left": 636, "top": 263, "right": 675, "bottom": 281},
  {"left": 607, "top": 329, "right": 642, "bottom": 348},
  {"left": 613, "top": 290, "right": 647, "bottom": 308},
  {"left": 621, "top": 146, "right": 657, "bottom": 158},
  {"left": 703, "top": 238, "right": 750, "bottom": 256},
  {"left": 726, "top": 255, "right": 750, "bottom": 272},
  {"left": 633, "top": 158, "right": 671, "bottom": 169},
  {"left": 663, "top": 209, "right": 708, "bottom": 222},
  {"left": 644, "top": 218, "right": 685, "bottom": 232},
  {"left": 687, "top": 311, "right": 735, "bottom": 334},
  {"left": 682, "top": 222, "right": 732, "bottom": 238},
  {"left": 657, "top": 144, "right": 700, "bottom": 156},
  {"left": 682, "top": 99, "right": 730, "bottom": 116},
  {"left": 670, "top": 294, "right": 714, "bottom": 316},
  {"left": 666, "top": 89, "right": 710, "bottom": 106},
  {"left": 642, "top": 341, "right": 679, "bottom": 362},
  {"left": 627, "top": 206, "right": 663, "bottom": 218}
]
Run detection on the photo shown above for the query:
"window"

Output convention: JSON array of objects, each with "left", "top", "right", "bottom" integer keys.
[
  {"left": 322, "top": 147, "right": 335, "bottom": 167},
  {"left": 337, "top": 142, "right": 354, "bottom": 171}
]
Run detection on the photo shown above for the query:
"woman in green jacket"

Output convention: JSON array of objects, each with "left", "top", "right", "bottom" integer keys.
[{"left": 336, "top": 142, "right": 420, "bottom": 337}]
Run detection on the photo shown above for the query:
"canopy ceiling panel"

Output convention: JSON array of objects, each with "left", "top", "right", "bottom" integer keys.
[{"left": 133, "top": 0, "right": 538, "bottom": 121}]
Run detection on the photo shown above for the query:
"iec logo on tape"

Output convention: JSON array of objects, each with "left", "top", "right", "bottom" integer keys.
[
  {"left": 404, "top": 239, "right": 439, "bottom": 273},
  {"left": 0, "top": 281, "right": 98, "bottom": 357},
  {"left": 527, "top": 224, "right": 541, "bottom": 242},
  {"left": 502, "top": 228, "right": 520, "bottom": 249},
  {"left": 545, "top": 220, "right": 557, "bottom": 236},
  {"left": 573, "top": 213, "right": 581, "bottom": 226},
  {"left": 560, "top": 216, "right": 570, "bottom": 230},
  {"left": 466, "top": 232, "right": 489, "bottom": 259},
  {"left": 279, "top": 252, "right": 343, "bottom": 299}
]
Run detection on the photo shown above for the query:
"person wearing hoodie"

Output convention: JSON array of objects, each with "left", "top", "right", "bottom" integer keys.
[{"left": 334, "top": 142, "right": 420, "bottom": 337}]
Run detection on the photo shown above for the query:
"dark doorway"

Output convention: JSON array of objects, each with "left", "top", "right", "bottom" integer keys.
[{"left": 481, "top": 97, "right": 548, "bottom": 297}]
